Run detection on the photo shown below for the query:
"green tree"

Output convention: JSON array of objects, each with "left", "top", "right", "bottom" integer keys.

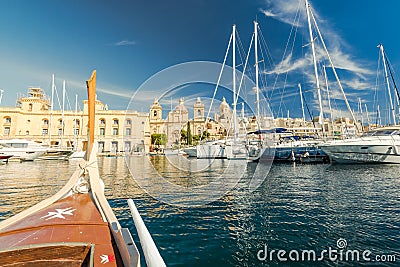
[
  {"left": 200, "top": 130, "right": 210, "bottom": 140},
  {"left": 180, "top": 129, "right": 187, "bottom": 144},
  {"left": 187, "top": 121, "right": 192, "bottom": 145},
  {"left": 192, "top": 134, "right": 200, "bottom": 145},
  {"left": 151, "top": 133, "right": 167, "bottom": 147}
]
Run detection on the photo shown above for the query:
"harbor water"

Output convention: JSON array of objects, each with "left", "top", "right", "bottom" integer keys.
[{"left": 0, "top": 157, "right": 399, "bottom": 266}]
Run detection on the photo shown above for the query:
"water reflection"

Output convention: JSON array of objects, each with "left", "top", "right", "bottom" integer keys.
[{"left": 0, "top": 158, "right": 399, "bottom": 266}]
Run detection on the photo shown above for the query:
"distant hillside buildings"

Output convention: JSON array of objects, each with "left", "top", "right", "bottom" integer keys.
[{"left": 0, "top": 87, "right": 363, "bottom": 154}]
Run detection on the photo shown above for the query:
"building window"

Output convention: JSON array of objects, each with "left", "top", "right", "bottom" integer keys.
[
  {"left": 25, "top": 130, "right": 29, "bottom": 135},
  {"left": 42, "top": 129, "right": 48, "bottom": 135},
  {"left": 28, "top": 103, "right": 33, "bottom": 111},
  {"left": 125, "top": 128, "right": 131, "bottom": 136},
  {"left": 124, "top": 141, "right": 131, "bottom": 152},
  {"left": 58, "top": 119, "right": 63, "bottom": 126},
  {"left": 198, "top": 110, "right": 201, "bottom": 117},
  {"left": 98, "top": 141, "right": 105, "bottom": 153},
  {"left": 113, "top": 119, "right": 119, "bottom": 125},
  {"left": 142, "top": 121, "right": 145, "bottom": 125},
  {"left": 27, "top": 120, "right": 31, "bottom": 123},
  {"left": 153, "top": 110, "right": 157, "bottom": 117},
  {"left": 58, "top": 129, "right": 63, "bottom": 135},
  {"left": 74, "top": 128, "right": 79, "bottom": 135},
  {"left": 4, "top": 117, "right": 11, "bottom": 123},
  {"left": 99, "top": 128, "right": 105, "bottom": 136},
  {"left": 4, "top": 127, "right": 10, "bottom": 136},
  {"left": 75, "top": 119, "right": 80, "bottom": 127},
  {"left": 111, "top": 141, "right": 118, "bottom": 153},
  {"left": 43, "top": 119, "right": 49, "bottom": 125},
  {"left": 125, "top": 119, "right": 131, "bottom": 125},
  {"left": 99, "top": 119, "right": 106, "bottom": 125},
  {"left": 113, "top": 128, "right": 119, "bottom": 136}
]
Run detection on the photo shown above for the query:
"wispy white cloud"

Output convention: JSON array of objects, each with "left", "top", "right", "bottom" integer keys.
[
  {"left": 261, "top": 0, "right": 377, "bottom": 119},
  {"left": 261, "top": 0, "right": 373, "bottom": 77},
  {"left": 264, "top": 52, "right": 310, "bottom": 75},
  {"left": 112, "top": 40, "right": 136, "bottom": 46},
  {"left": 260, "top": 0, "right": 303, "bottom": 26}
]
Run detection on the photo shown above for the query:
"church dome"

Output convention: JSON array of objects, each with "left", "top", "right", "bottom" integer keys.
[
  {"left": 174, "top": 98, "right": 188, "bottom": 113},
  {"left": 219, "top": 97, "right": 230, "bottom": 114}
]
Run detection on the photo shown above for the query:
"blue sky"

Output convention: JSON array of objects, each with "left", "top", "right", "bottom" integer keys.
[{"left": 0, "top": 0, "right": 399, "bottom": 124}]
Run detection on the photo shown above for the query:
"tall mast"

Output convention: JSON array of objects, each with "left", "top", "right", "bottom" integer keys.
[
  {"left": 86, "top": 71, "right": 96, "bottom": 157},
  {"left": 232, "top": 24, "right": 237, "bottom": 141},
  {"left": 323, "top": 65, "right": 334, "bottom": 136},
  {"left": 49, "top": 74, "right": 55, "bottom": 145},
  {"left": 364, "top": 103, "right": 370, "bottom": 126},
  {"left": 0, "top": 90, "right": 4, "bottom": 105},
  {"left": 254, "top": 21, "right": 261, "bottom": 128},
  {"left": 357, "top": 97, "right": 363, "bottom": 126},
  {"left": 378, "top": 44, "right": 396, "bottom": 125},
  {"left": 308, "top": 4, "right": 358, "bottom": 132},
  {"left": 305, "top": 0, "right": 324, "bottom": 136},
  {"left": 377, "top": 104, "right": 382, "bottom": 126},
  {"left": 74, "top": 94, "right": 78, "bottom": 150},
  {"left": 298, "top": 83, "right": 306, "bottom": 123},
  {"left": 61, "top": 80, "right": 66, "bottom": 148}
]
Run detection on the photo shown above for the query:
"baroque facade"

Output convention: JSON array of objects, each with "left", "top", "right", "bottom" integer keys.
[{"left": 148, "top": 97, "right": 230, "bottom": 149}]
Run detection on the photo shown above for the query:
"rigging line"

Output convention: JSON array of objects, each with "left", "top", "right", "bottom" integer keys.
[
  {"left": 235, "top": 29, "right": 251, "bottom": 103},
  {"left": 276, "top": 17, "right": 301, "bottom": 119},
  {"left": 257, "top": 24, "right": 276, "bottom": 75},
  {"left": 301, "top": 85, "right": 318, "bottom": 135},
  {"left": 274, "top": 3, "right": 302, "bottom": 118},
  {"left": 270, "top": 0, "right": 302, "bottom": 99},
  {"left": 65, "top": 86, "right": 73, "bottom": 112},
  {"left": 236, "top": 32, "right": 254, "bottom": 106},
  {"left": 204, "top": 32, "right": 232, "bottom": 130},
  {"left": 373, "top": 50, "right": 381, "bottom": 125},
  {"left": 309, "top": 5, "right": 358, "bottom": 131},
  {"left": 54, "top": 84, "right": 62, "bottom": 111},
  {"left": 383, "top": 50, "right": 400, "bottom": 104}
]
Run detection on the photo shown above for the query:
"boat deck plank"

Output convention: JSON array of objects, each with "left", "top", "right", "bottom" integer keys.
[{"left": 0, "top": 194, "right": 120, "bottom": 266}]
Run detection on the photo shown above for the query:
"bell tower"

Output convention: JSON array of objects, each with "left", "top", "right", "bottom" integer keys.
[
  {"left": 150, "top": 98, "right": 162, "bottom": 121},
  {"left": 193, "top": 97, "right": 204, "bottom": 120}
]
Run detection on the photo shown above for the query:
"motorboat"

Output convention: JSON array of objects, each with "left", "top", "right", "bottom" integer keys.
[
  {"left": 0, "top": 139, "right": 47, "bottom": 161},
  {"left": 321, "top": 126, "right": 400, "bottom": 164}
]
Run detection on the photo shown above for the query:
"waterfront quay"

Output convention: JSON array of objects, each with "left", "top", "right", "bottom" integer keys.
[{"left": 1, "top": 87, "right": 370, "bottom": 156}]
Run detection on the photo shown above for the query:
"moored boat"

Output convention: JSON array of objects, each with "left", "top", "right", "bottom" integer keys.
[
  {"left": 321, "top": 126, "right": 400, "bottom": 164},
  {"left": 0, "top": 139, "right": 47, "bottom": 161},
  {"left": 39, "top": 147, "right": 74, "bottom": 160}
]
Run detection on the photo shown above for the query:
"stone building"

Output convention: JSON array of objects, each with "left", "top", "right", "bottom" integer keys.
[
  {"left": 0, "top": 87, "right": 151, "bottom": 154},
  {"left": 148, "top": 97, "right": 230, "bottom": 147}
]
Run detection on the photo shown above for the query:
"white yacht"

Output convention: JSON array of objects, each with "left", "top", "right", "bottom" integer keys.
[
  {"left": 320, "top": 126, "right": 400, "bottom": 164},
  {"left": 0, "top": 139, "right": 47, "bottom": 161},
  {"left": 196, "top": 140, "right": 227, "bottom": 159}
]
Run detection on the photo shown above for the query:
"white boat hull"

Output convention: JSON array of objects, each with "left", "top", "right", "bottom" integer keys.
[
  {"left": 0, "top": 150, "right": 46, "bottom": 161},
  {"left": 321, "top": 134, "right": 400, "bottom": 164},
  {"left": 197, "top": 142, "right": 227, "bottom": 159}
]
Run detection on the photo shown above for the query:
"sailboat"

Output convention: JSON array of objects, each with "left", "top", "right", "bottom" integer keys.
[
  {"left": 41, "top": 76, "right": 74, "bottom": 160},
  {"left": 321, "top": 44, "right": 400, "bottom": 164},
  {"left": 196, "top": 24, "right": 246, "bottom": 160},
  {"left": 0, "top": 71, "right": 166, "bottom": 266},
  {"left": 271, "top": 0, "right": 333, "bottom": 163}
]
